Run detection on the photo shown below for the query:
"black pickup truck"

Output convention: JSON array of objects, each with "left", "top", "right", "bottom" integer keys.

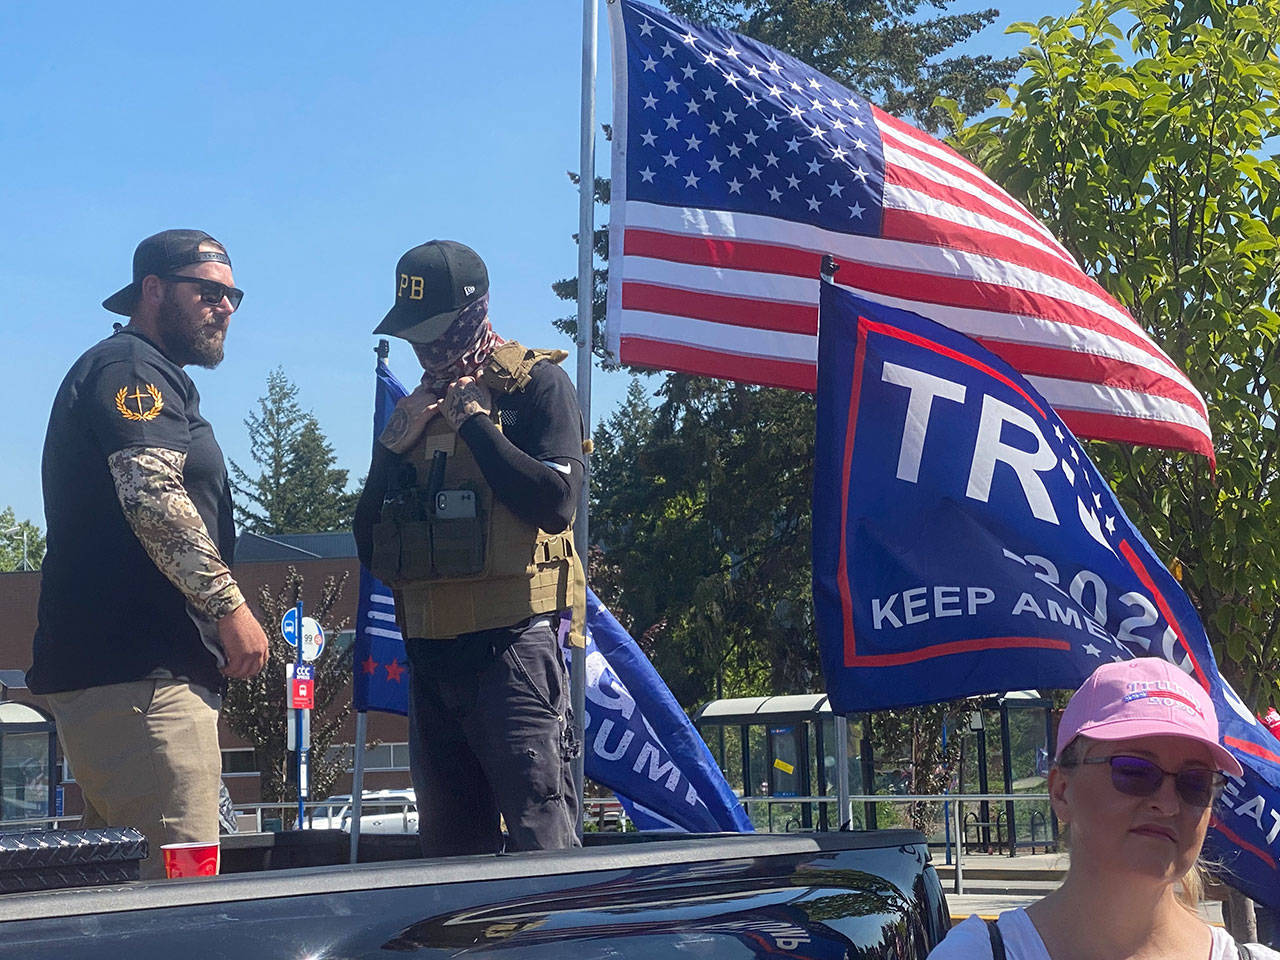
[{"left": 0, "top": 830, "right": 950, "bottom": 959}]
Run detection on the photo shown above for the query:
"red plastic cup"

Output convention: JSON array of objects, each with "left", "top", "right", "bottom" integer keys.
[{"left": 161, "top": 840, "right": 220, "bottom": 878}]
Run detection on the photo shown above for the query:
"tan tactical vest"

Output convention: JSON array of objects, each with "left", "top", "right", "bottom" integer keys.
[{"left": 385, "top": 343, "right": 586, "bottom": 646}]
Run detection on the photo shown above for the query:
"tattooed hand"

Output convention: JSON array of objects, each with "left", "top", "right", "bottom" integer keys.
[{"left": 442, "top": 376, "right": 492, "bottom": 431}]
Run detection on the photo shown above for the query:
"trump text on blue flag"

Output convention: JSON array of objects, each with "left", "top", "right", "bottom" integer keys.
[{"left": 812, "top": 284, "right": 1280, "bottom": 905}]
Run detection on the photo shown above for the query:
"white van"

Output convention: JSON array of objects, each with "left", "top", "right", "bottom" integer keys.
[{"left": 307, "top": 789, "right": 417, "bottom": 834}]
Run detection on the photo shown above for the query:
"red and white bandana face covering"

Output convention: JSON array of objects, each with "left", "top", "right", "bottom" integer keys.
[
  {"left": 379, "top": 296, "right": 504, "bottom": 454},
  {"left": 411, "top": 295, "right": 503, "bottom": 390}
]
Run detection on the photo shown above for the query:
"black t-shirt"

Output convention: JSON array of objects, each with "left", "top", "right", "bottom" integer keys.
[
  {"left": 490, "top": 359, "right": 587, "bottom": 469},
  {"left": 28, "top": 328, "right": 234, "bottom": 694}
]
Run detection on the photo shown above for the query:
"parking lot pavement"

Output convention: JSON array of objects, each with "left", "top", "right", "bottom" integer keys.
[
  {"left": 936, "top": 851, "right": 1223, "bottom": 926},
  {"left": 946, "top": 891, "right": 1224, "bottom": 926}
]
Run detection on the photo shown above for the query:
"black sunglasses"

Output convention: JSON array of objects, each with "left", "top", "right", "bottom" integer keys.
[
  {"left": 1080, "top": 755, "right": 1226, "bottom": 807},
  {"left": 161, "top": 274, "right": 244, "bottom": 310}
]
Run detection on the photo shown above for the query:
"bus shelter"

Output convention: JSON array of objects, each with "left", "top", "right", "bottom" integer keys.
[
  {"left": 962, "top": 690, "right": 1057, "bottom": 855},
  {"left": 694, "top": 694, "right": 875, "bottom": 832}
]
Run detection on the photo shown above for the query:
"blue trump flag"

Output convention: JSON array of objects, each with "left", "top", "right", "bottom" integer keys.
[
  {"left": 812, "top": 282, "right": 1280, "bottom": 907},
  {"left": 561, "top": 589, "right": 753, "bottom": 833},
  {"left": 352, "top": 359, "right": 411, "bottom": 716}
]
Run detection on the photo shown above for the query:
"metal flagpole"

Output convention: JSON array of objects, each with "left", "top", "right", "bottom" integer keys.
[
  {"left": 350, "top": 343, "right": 383, "bottom": 861},
  {"left": 572, "top": 0, "right": 598, "bottom": 835},
  {"left": 348, "top": 712, "right": 367, "bottom": 863},
  {"left": 835, "top": 715, "right": 851, "bottom": 828}
]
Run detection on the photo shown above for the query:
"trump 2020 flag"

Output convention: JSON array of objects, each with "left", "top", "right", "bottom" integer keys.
[
  {"left": 606, "top": 0, "right": 1212, "bottom": 459},
  {"left": 561, "top": 589, "right": 752, "bottom": 833},
  {"left": 353, "top": 359, "right": 411, "bottom": 716},
  {"left": 812, "top": 281, "right": 1280, "bottom": 907}
]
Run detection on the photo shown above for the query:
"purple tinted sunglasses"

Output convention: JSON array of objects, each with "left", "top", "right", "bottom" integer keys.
[{"left": 1080, "top": 755, "right": 1226, "bottom": 807}]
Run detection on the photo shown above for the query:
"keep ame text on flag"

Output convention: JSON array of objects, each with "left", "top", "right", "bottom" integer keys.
[{"left": 812, "top": 283, "right": 1279, "bottom": 906}]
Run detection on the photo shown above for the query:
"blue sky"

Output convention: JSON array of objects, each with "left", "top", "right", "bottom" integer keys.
[{"left": 0, "top": 0, "right": 1052, "bottom": 529}]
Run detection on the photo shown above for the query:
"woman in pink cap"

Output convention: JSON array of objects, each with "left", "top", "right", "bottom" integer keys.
[{"left": 929, "top": 657, "right": 1278, "bottom": 959}]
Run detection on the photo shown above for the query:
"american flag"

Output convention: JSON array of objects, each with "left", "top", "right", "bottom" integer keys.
[{"left": 605, "top": 0, "right": 1214, "bottom": 460}]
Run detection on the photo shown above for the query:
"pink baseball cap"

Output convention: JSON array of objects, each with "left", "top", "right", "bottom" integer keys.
[{"left": 1056, "top": 658, "right": 1243, "bottom": 777}]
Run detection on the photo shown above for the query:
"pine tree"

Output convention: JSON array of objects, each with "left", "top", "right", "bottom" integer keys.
[{"left": 230, "top": 369, "right": 358, "bottom": 534}]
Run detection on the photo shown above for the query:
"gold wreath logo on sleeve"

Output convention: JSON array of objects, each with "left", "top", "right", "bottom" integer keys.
[{"left": 115, "top": 384, "right": 165, "bottom": 421}]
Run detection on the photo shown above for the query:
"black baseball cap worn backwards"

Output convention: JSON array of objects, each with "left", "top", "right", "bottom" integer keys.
[
  {"left": 373, "top": 240, "right": 489, "bottom": 344},
  {"left": 103, "top": 229, "right": 232, "bottom": 316}
]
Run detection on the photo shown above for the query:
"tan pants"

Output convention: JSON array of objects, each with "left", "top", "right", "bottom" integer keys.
[{"left": 44, "top": 679, "right": 222, "bottom": 879}]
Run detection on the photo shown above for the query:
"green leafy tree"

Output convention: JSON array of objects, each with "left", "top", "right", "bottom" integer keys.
[
  {"left": 947, "top": 0, "right": 1280, "bottom": 707},
  {"left": 221, "top": 566, "right": 353, "bottom": 806},
  {"left": 869, "top": 701, "right": 968, "bottom": 831},
  {"left": 230, "top": 368, "right": 358, "bottom": 534},
  {"left": 0, "top": 507, "right": 44, "bottom": 571}
]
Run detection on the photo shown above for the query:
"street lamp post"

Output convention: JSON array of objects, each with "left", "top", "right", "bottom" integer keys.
[
  {"left": 2, "top": 526, "right": 30, "bottom": 572},
  {"left": 969, "top": 710, "right": 991, "bottom": 851}
]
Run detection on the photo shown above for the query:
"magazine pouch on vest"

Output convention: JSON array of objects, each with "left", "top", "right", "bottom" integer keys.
[
  {"left": 370, "top": 473, "right": 434, "bottom": 582},
  {"left": 372, "top": 343, "right": 586, "bottom": 645},
  {"left": 371, "top": 458, "right": 484, "bottom": 581}
]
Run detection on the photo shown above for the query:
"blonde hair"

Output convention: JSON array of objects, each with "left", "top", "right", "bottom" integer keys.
[
  {"left": 1178, "top": 862, "right": 1205, "bottom": 910},
  {"left": 1055, "top": 736, "right": 1205, "bottom": 911}
]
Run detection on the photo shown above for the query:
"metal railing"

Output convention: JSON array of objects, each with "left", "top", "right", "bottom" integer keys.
[
  {"left": 226, "top": 796, "right": 629, "bottom": 834},
  {"left": 0, "top": 813, "right": 83, "bottom": 831},
  {"left": 934, "top": 793, "right": 1055, "bottom": 895},
  {"left": 228, "top": 799, "right": 412, "bottom": 833},
  {"left": 738, "top": 795, "right": 839, "bottom": 833}
]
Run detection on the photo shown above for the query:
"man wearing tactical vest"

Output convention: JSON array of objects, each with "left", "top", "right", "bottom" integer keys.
[{"left": 353, "top": 240, "right": 587, "bottom": 856}]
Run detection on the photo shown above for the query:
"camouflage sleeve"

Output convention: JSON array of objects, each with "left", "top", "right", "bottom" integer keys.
[{"left": 107, "top": 445, "right": 245, "bottom": 621}]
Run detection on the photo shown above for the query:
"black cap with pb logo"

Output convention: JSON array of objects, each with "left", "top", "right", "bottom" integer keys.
[
  {"left": 372, "top": 240, "right": 489, "bottom": 344},
  {"left": 103, "top": 229, "right": 232, "bottom": 316}
]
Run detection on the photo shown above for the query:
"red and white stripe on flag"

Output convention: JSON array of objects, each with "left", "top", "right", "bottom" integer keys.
[{"left": 605, "top": 0, "right": 1213, "bottom": 461}]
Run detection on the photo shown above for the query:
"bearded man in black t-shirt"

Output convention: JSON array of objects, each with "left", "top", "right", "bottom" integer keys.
[
  {"left": 28, "top": 229, "right": 269, "bottom": 879},
  {"left": 354, "top": 240, "right": 587, "bottom": 857}
]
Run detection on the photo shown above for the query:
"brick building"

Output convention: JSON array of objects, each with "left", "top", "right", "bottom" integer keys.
[{"left": 0, "top": 532, "right": 411, "bottom": 819}]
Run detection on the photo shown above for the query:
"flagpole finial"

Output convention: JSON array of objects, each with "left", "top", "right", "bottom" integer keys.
[
  {"left": 821, "top": 255, "right": 840, "bottom": 282},
  {"left": 375, "top": 338, "right": 390, "bottom": 363}
]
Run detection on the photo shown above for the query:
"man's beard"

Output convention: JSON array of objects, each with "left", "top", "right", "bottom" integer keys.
[{"left": 159, "top": 291, "right": 225, "bottom": 368}]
